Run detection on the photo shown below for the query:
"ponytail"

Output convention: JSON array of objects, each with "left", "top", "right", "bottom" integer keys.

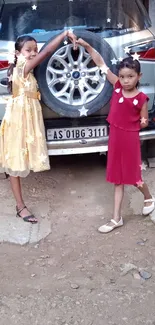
[{"left": 7, "top": 55, "right": 17, "bottom": 93}]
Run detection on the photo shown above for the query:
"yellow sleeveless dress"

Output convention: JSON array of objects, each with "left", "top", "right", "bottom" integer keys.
[{"left": 0, "top": 57, "right": 50, "bottom": 177}]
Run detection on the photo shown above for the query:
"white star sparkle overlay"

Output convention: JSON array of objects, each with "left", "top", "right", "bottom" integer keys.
[
  {"left": 131, "top": 53, "right": 140, "bottom": 61},
  {"left": 107, "top": 18, "right": 111, "bottom": 23},
  {"left": 140, "top": 162, "right": 147, "bottom": 171},
  {"left": 111, "top": 58, "right": 117, "bottom": 65},
  {"left": 140, "top": 117, "right": 147, "bottom": 124},
  {"left": 26, "top": 135, "right": 34, "bottom": 144},
  {"left": 39, "top": 154, "right": 47, "bottom": 164},
  {"left": 136, "top": 180, "right": 144, "bottom": 188},
  {"left": 64, "top": 40, "right": 68, "bottom": 45},
  {"left": 68, "top": 28, "right": 74, "bottom": 33},
  {"left": 55, "top": 61, "right": 61, "bottom": 68},
  {"left": 32, "top": 4, "right": 37, "bottom": 10},
  {"left": 124, "top": 46, "right": 130, "bottom": 54},
  {"left": 117, "top": 23, "right": 123, "bottom": 29},
  {"left": 78, "top": 106, "right": 88, "bottom": 117},
  {"left": 24, "top": 80, "right": 31, "bottom": 88},
  {"left": 100, "top": 65, "right": 109, "bottom": 75},
  {"left": 118, "top": 57, "right": 123, "bottom": 62}
]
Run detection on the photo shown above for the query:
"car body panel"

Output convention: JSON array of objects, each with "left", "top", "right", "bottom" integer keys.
[{"left": 0, "top": 0, "right": 155, "bottom": 155}]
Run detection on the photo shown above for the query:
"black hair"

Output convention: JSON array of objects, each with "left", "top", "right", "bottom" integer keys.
[
  {"left": 7, "top": 35, "right": 37, "bottom": 93},
  {"left": 118, "top": 56, "right": 141, "bottom": 72},
  {"left": 116, "top": 57, "right": 141, "bottom": 88}
]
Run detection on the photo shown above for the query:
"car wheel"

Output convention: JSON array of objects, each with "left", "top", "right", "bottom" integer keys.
[{"left": 35, "top": 30, "right": 117, "bottom": 118}]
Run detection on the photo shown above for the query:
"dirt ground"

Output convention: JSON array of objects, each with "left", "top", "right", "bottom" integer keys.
[{"left": 1, "top": 154, "right": 155, "bottom": 325}]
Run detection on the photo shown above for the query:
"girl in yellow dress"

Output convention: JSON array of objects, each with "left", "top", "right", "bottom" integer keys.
[{"left": 0, "top": 31, "right": 76, "bottom": 223}]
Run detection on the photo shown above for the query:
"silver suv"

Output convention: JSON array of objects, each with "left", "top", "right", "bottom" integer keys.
[{"left": 0, "top": 0, "right": 155, "bottom": 155}]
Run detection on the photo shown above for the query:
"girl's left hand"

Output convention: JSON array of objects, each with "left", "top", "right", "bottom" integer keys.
[
  {"left": 67, "top": 30, "right": 77, "bottom": 50},
  {"left": 76, "top": 38, "right": 89, "bottom": 48}
]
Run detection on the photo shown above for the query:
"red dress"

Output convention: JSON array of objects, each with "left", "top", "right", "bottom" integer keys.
[{"left": 106, "top": 81, "right": 149, "bottom": 185}]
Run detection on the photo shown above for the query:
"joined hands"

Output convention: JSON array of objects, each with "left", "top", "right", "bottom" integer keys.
[{"left": 65, "top": 32, "right": 90, "bottom": 51}]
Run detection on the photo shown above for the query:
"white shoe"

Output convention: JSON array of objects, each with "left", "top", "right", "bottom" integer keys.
[
  {"left": 143, "top": 197, "right": 155, "bottom": 216},
  {"left": 98, "top": 217, "right": 123, "bottom": 233}
]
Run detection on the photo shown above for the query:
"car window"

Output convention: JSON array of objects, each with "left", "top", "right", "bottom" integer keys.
[{"left": 0, "top": 0, "right": 151, "bottom": 41}]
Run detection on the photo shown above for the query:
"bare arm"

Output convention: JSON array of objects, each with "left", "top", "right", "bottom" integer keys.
[
  {"left": 24, "top": 31, "right": 76, "bottom": 77},
  {"left": 76, "top": 38, "right": 118, "bottom": 86},
  {"left": 140, "top": 101, "right": 149, "bottom": 128}
]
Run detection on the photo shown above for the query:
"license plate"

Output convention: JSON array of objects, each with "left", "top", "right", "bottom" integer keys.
[{"left": 47, "top": 125, "right": 108, "bottom": 141}]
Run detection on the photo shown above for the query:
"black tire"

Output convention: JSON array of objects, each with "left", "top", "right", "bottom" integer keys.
[{"left": 35, "top": 30, "right": 117, "bottom": 118}]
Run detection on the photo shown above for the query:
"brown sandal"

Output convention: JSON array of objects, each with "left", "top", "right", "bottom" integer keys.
[{"left": 16, "top": 206, "right": 38, "bottom": 224}]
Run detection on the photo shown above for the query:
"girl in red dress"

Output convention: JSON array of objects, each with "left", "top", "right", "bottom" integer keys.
[{"left": 77, "top": 39, "right": 155, "bottom": 233}]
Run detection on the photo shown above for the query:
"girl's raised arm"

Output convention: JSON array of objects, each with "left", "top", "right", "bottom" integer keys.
[
  {"left": 24, "top": 31, "right": 77, "bottom": 77},
  {"left": 76, "top": 38, "right": 118, "bottom": 86}
]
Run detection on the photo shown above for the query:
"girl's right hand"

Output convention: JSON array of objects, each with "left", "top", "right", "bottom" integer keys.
[{"left": 66, "top": 30, "right": 77, "bottom": 50}]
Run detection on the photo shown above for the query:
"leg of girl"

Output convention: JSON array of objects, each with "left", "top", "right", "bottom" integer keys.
[
  {"left": 98, "top": 184, "right": 124, "bottom": 233},
  {"left": 10, "top": 176, "right": 38, "bottom": 223},
  {"left": 136, "top": 182, "right": 155, "bottom": 215},
  {"left": 113, "top": 184, "right": 124, "bottom": 222}
]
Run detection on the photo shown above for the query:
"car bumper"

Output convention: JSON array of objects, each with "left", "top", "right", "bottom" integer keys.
[
  {"left": 139, "top": 129, "right": 155, "bottom": 141},
  {"left": 0, "top": 117, "right": 155, "bottom": 155},
  {"left": 47, "top": 129, "right": 155, "bottom": 155},
  {"left": 47, "top": 136, "right": 109, "bottom": 155}
]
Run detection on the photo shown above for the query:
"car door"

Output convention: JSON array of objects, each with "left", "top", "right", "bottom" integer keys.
[{"left": 0, "top": 0, "right": 17, "bottom": 120}]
